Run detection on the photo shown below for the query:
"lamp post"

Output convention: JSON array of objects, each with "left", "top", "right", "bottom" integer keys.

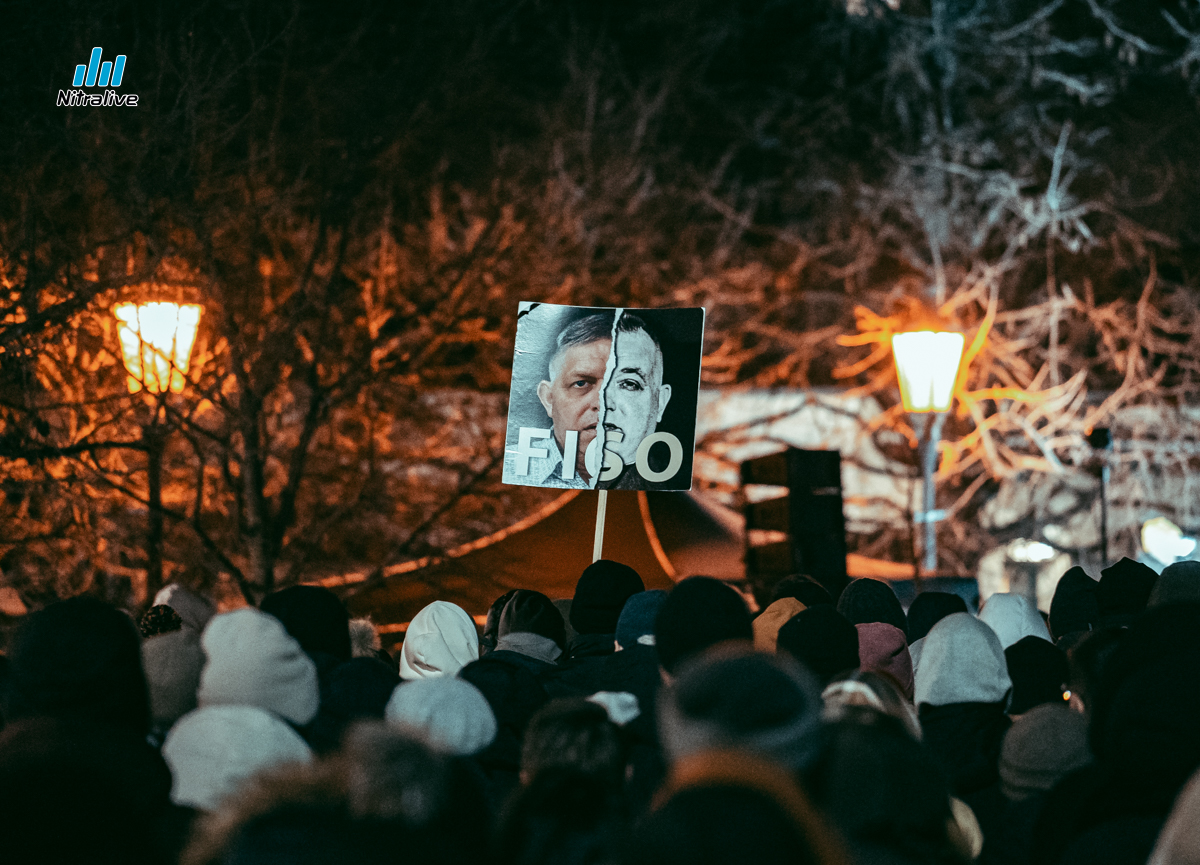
[
  {"left": 112, "top": 301, "right": 204, "bottom": 598},
  {"left": 892, "top": 329, "right": 965, "bottom": 575}
]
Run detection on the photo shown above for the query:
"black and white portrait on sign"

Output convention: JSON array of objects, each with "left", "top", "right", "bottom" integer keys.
[{"left": 502, "top": 303, "right": 705, "bottom": 491}]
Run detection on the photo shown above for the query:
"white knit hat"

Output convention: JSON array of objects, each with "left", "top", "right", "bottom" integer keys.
[
  {"left": 384, "top": 677, "right": 497, "bottom": 756},
  {"left": 197, "top": 608, "right": 320, "bottom": 725},
  {"left": 163, "top": 705, "right": 312, "bottom": 811},
  {"left": 398, "top": 601, "right": 479, "bottom": 681}
]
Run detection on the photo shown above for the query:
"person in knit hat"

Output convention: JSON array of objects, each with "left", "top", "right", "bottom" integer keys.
[
  {"left": 753, "top": 597, "right": 806, "bottom": 652},
  {"left": 398, "top": 600, "right": 479, "bottom": 680},
  {"left": 1049, "top": 566, "right": 1100, "bottom": 642},
  {"left": 906, "top": 591, "right": 969, "bottom": 677},
  {"left": 482, "top": 589, "right": 519, "bottom": 655},
  {"left": 1005, "top": 635, "right": 1069, "bottom": 716},
  {"left": 495, "top": 589, "right": 566, "bottom": 669},
  {"left": 567, "top": 559, "right": 645, "bottom": 659},
  {"left": 776, "top": 606, "right": 860, "bottom": 687},
  {"left": 658, "top": 645, "right": 824, "bottom": 771},
  {"left": 259, "top": 585, "right": 352, "bottom": 666},
  {"left": 625, "top": 749, "right": 848, "bottom": 865},
  {"left": 983, "top": 704, "right": 1091, "bottom": 865},
  {"left": 142, "top": 627, "right": 206, "bottom": 741},
  {"left": 978, "top": 592, "right": 1052, "bottom": 650},
  {"left": 654, "top": 577, "right": 753, "bottom": 678},
  {"left": 822, "top": 669, "right": 922, "bottom": 742},
  {"left": 854, "top": 622, "right": 913, "bottom": 701},
  {"left": 348, "top": 616, "right": 382, "bottom": 659},
  {"left": 771, "top": 575, "right": 833, "bottom": 608},
  {"left": 1096, "top": 556, "right": 1158, "bottom": 627},
  {"left": 1148, "top": 560, "right": 1200, "bottom": 608},
  {"left": 197, "top": 608, "right": 320, "bottom": 726},
  {"left": 615, "top": 589, "right": 668, "bottom": 650},
  {"left": 836, "top": 578, "right": 908, "bottom": 639},
  {"left": 154, "top": 583, "right": 217, "bottom": 634},
  {"left": 163, "top": 705, "right": 314, "bottom": 812},
  {"left": 913, "top": 612, "right": 1012, "bottom": 843},
  {"left": 385, "top": 676, "right": 498, "bottom": 756},
  {"left": 5, "top": 595, "right": 150, "bottom": 737}
]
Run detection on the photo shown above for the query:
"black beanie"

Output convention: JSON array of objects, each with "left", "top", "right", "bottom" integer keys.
[
  {"left": 906, "top": 592, "right": 968, "bottom": 644},
  {"left": 1049, "top": 566, "right": 1099, "bottom": 639},
  {"left": 482, "top": 590, "right": 519, "bottom": 653},
  {"left": 770, "top": 576, "right": 833, "bottom": 608},
  {"left": 777, "top": 607, "right": 860, "bottom": 686},
  {"left": 1005, "top": 635, "right": 1068, "bottom": 715},
  {"left": 7, "top": 595, "right": 150, "bottom": 736},
  {"left": 1097, "top": 558, "right": 1158, "bottom": 625},
  {"left": 570, "top": 560, "right": 645, "bottom": 635},
  {"left": 499, "top": 590, "right": 567, "bottom": 649},
  {"left": 655, "top": 577, "right": 753, "bottom": 675},
  {"left": 836, "top": 579, "right": 908, "bottom": 640},
  {"left": 260, "top": 585, "right": 352, "bottom": 663}
]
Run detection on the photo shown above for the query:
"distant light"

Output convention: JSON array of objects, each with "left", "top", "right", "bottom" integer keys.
[
  {"left": 1141, "top": 517, "right": 1197, "bottom": 565},
  {"left": 892, "top": 330, "right": 965, "bottom": 413},
  {"left": 1007, "top": 538, "right": 1057, "bottom": 563},
  {"left": 113, "top": 302, "right": 203, "bottom": 394},
  {"left": 1063, "top": 690, "right": 1071, "bottom": 701}
]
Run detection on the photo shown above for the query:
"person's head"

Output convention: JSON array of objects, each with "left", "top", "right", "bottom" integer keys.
[
  {"left": 385, "top": 677, "right": 497, "bottom": 757},
  {"left": 822, "top": 670, "right": 922, "bottom": 741},
  {"left": 197, "top": 608, "right": 320, "bottom": 726},
  {"left": 521, "top": 698, "right": 627, "bottom": 789},
  {"left": 913, "top": 612, "right": 1011, "bottom": 708},
  {"left": 571, "top": 560, "right": 645, "bottom": 637},
  {"left": 482, "top": 589, "right": 520, "bottom": 654},
  {"left": 142, "top": 628, "right": 206, "bottom": 735},
  {"left": 259, "top": 585, "right": 352, "bottom": 664},
  {"left": 1005, "top": 635, "right": 1069, "bottom": 716},
  {"left": 753, "top": 598, "right": 806, "bottom": 652},
  {"left": 536, "top": 312, "right": 671, "bottom": 476},
  {"left": 805, "top": 708, "right": 959, "bottom": 864},
  {"left": 835, "top": 579, "right": 907, "bottom": 639},
  {"left": 771, "top": 575, "right": 833, "bottom": 608},
  {"left": 1148, "top": 560, "right": 1200, "bottom": 608},
  {"left": 978, "top": 592, "right": 1051, "bottom": 650},
  {"left": 906, "top": 592, "right": 969, "bottom": 644},
  {"left": 163, "top": 705, "right": 314, "bottom": 812},
  {"left": 854, "top": 623, "right": 913, "bottom": 701},
  {"left": 998, "top": 704, "right": 1090, "bottom": 801},
  {"left": 626, "top": 749, "right": 847, "bottom": 865},
  {"left": 658, "top": 645, "right": 824, "bottom": 771},
  {"left": 616, "top": 590, "right": 668, "bottom": 650},
  {"left": 398, "top": 600, "right": 479, "bottom": 680},
  {"left": 348, "top": 617, "right": 382, "bottom": 659},
  {"left": 153, "top": 583, "right": 217, "bottom": 633},
  {"left": 460, "top": 656, "right": 550, "bottom": 769},
  {"left": 655, "top": 577, "right": 753, "bottom": 676},
  {"left": 1049, "top": 566, "right": 1099, "bottom": 641},
  {"left": 1097, "top": 557, "right": 1158, "bottom": 626},
  {"left": 776, "top": 606, "right": 860, "bottom": 687},
  {"left": 496, "top": 769, "right": 628, "bottom": 865},
  {"left": 499, "top": 589, "right": 567, "bottom": 651},
  {"left": 6, "top": 595, "right": 150, "bottom": 736}
]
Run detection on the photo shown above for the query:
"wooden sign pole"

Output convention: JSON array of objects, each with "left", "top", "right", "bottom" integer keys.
[{"left": 592, "top": 489, "right": 609, "bottom": 562}]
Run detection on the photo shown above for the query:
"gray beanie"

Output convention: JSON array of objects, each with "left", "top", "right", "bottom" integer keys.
[
  {"left": 142, "top": 628, "right": 205, "bottom": 730},
  {"left": 999, "top": 703, "right": 1091, "bottom": 800},
  {"left": 385, "top": 677, "right": 497, "bottom": 756},
  {"left": 197, "top": 608, "right": 320, "bottom": 726},
  {"left": 658, "top": 645, "right": 823, "bottom": 770}
]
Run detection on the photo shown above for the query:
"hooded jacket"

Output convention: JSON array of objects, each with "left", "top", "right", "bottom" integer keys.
[
  {"left": 399, "top": 601, "right": 479, "bottom": 681},
  {"left": 978, "top": 594, "right": 1051, "bottom": 650}
]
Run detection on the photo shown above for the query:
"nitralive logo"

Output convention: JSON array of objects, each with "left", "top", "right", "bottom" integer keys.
[{"left": 57, "top": 47, "right": 138, "bottom": 107}]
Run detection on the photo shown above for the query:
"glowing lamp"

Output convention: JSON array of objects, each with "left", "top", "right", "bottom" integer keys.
[
  {"left": 892, "top": 330, "right": 965, "bottom": 413},
  {"left": 113, "top": 302, "right": 203, "bottom": 394},
  {"left": 1007, "top": 538, "right": 1057, "bottom": 563},
  {"left": 1141, "top": 517, "right": 1197, "bottom": 565}
]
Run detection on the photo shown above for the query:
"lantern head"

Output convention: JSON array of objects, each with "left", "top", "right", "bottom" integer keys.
[
  {"left": 892, "top": 329, "right": 965, "bottom": 413},
  {"left": 113, "top": 302, "right": 203, "bottom": 394}
]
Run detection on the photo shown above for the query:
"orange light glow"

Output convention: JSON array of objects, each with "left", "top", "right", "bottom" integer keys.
[
  {"left": 892, "top": 330, "right": 965, "bottom": 413},
  {"left": 113, "top": 302, "right": 203, "bottom": 394}
]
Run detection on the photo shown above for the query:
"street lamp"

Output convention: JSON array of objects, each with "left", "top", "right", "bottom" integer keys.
[
  {"left": 892, "top": 329, "right": 965, "bottom": 575},
  {"left": 112, "top": 300, "right": 204, "bottom": 598}
]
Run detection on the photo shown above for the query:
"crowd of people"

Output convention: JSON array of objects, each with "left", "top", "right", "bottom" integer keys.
[{"left": 2, "top": 555, "right": 1200, "bottom": 864}]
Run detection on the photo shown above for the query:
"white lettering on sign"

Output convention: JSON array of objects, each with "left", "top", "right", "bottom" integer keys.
[
  {"left": 635, "top": 431, "right": 684, "bottom": 482},
  {"left": 513, "top": 427, "right": 551, "bottom": 476}
]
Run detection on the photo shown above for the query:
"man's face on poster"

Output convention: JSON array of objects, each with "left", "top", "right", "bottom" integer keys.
[
  {"left": 603, "top": 327, "right": 671, "bottom": 465},
  {"left": 537, "top": 337, "right": 610, "bottom": 478},
  {"left": 536, "top": 325, "right": 672, "bottom": 480}
]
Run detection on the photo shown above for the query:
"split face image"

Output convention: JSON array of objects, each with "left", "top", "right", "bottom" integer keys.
[{"left": 503, "top": 303, "right": 705, "bottom": 491}]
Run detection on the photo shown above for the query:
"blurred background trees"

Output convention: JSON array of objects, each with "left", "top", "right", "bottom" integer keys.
[{"left": 2, "top": 0, "right": 1199, "bottom": 608}]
